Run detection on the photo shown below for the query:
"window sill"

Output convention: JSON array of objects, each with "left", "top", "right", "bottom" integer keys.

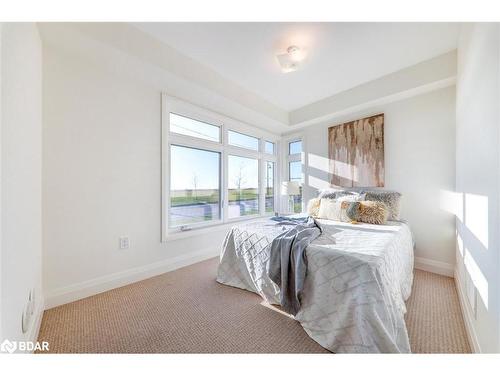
[{"left": 164, "top": 215, "right": 273, "bottom": 243}]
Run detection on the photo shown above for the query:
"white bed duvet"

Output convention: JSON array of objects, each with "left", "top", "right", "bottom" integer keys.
[{"left": 216, "top": 218, "right": 414, "bottom": 353}]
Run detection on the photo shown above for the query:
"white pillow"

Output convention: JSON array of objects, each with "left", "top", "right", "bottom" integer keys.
[{"left": 318, "top": 199, "right": 350, "bottom": 222}]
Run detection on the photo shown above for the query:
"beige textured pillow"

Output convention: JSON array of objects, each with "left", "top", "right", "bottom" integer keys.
[
  {"left": 356, "top": 201, "right": 389, "bottom": 225},
  {"left": 318, "top": 198, "right": 351, "bottom": 222},
  {"left": 306, "top": 198, "right": 321, "bottom": 217},
  {"left": 363, "top": 191, "right": 402, "bottom": 221}
]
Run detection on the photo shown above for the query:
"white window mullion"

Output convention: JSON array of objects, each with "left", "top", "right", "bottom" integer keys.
[
  {"left": 222, "top": 147, "right": 228, "bottom": 223},
  {"left": 222, "top": 124, "right": 228, "bottom": 223},
  {"left": 259, "top": 158, "right": 265, "bottom": 216},
  {"left": 262, "top": 158, "right": 276, "bottom": 216},
  {"left": 161, "top": 98, "right": 170, "bottom": 241},
  {"left": 169, "top": 134, "right": 223, "bottom": 153},
  {"left": 275, "top": 140, "right": 281, "bottom": 214}
]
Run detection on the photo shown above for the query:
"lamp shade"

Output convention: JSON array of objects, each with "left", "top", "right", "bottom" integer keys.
[{"left": 281, "top": 181, "right": 301, "bottom": 196}]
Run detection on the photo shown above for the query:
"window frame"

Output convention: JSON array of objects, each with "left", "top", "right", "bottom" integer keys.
[
  {"left": 281, "top": 134, "right": 305, "bottom": 214},
  {"left": 264, "top": 140, "right": 275, "bottom": 155},
  {"left": 227, "top": 153, "right": 260, "bottom": 219},
  {"left": 169, "top": 112, "right": 222, "bottom": 143},
  {"left": 264, "top": 160, "right": 276, "bottom": 214},
  {"left": 227, "top": 129, "right": 260, "bottom": 151},
  {"left": 288, "top": 139, "right": 303, "bottom": 156},
  {"left": 169, "top": 143, "right": 223, "bottom": 229},
  {"left": 162, "top": 95, "right": 279, "bottom": 241}
]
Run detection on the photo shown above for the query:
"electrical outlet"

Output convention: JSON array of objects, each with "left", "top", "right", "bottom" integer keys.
[
  {"left": 119, "top": 236, "right": 130, "bottom": 249},
  {"left": 22, "top": 290, "right": 33, "bottom": 334},
  {"left": 28, "top": 288, "right": 35, "bottom": 316}
]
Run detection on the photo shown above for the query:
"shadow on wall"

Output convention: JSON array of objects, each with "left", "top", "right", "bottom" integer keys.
[{"left": 440, "top": 190, "right": 490, "bottom": 312}]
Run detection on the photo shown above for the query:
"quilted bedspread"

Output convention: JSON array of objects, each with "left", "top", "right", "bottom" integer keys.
[{"left": 216, "top": 218, "right": 414, "bottom": 353}]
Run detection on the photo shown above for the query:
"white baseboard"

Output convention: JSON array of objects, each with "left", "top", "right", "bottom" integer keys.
[
  {"left": 414, "top": 256, "right": 454, "bottom": 277},
  {"left": 44, "top": 247, "right": 219, "bottom": 309},
  {"left": 454, "top": 269, "right": 481, "bottom": 353}
]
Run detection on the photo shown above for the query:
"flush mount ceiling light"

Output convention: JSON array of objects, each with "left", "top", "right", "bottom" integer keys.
[{"left": 276, "top": 45, "right": 306, "bottom": 73}]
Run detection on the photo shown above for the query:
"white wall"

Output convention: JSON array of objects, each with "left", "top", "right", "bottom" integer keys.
[
  {"left": 455, "top": 23, "right": 500, "bottom": 353},
  {"left": 0, "top": 22, "right": 3, "bottom": 342},
  {"left": 42, "top": 45, "right": 229, "bottom": 307},
  {"left": 1, "top": 23, "right": 43, "bottom": 345},
  {"left": 296, "top": 86, "right": 456, "bottom": 269}
]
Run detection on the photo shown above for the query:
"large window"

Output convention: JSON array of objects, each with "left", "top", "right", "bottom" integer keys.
[
  {"left": 228, "top": 155, "right": 259, "bottom": 218},
  {"left": 163, "top": 96, "right": 278, "bottom": 236},
  {"left": 289, "top": 140, "right": 302, "bottom": 155},
  {"left": 289, "top": 161, "right": 302, "bottom": 182},
  {"left": 228, "top": 130, "right": 259, "bottom": 150},
  {"left": 265, "top": 141, "right": 275, "bottom": 155},
  {"left": 265, "top": 161, "right": 275, "bottom": 213},
  {"left": 170, "top": 113, "right": 220, "bottom": 142},
  {"left": 169, "top": 145, "right": 221, "bottom": 228},
  {"left": 286, "top": 139, "right": 303, "bottom": 213}
]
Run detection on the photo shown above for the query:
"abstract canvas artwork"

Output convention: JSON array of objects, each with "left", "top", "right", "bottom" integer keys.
[{"left": 328, "top": 113, "right": 385, "bottom": 187}]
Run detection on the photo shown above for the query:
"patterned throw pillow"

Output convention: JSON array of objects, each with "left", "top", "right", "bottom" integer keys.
[
  {"left": 348, "top": 201, "right": 389, "bottom": 225},
  {"left": 306, "top": 198, "right": 321, "bottom": 217},
  {"left": 363, "top": 191, "right": 402, "bottom": 221},
  {"left": 317, "top": 199, "right": 351, "bottom": 222}
]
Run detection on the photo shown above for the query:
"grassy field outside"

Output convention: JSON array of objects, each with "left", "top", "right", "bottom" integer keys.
[
  {"left": 170, "top": 188, "right": 276, "bottom": 226},
  {"left": 171, "top": 189, "right": 219, "bottom": 206},
  {"left": 171, "top": 188, "right": 271, "bottom": 206}
]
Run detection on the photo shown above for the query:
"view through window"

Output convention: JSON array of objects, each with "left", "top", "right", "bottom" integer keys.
[
  {"left": 266, "top": 161, "right": 275, "bottom": 213},
  {"left": 228, "top": 155, "right": 259, "bottom": 218},
  {"left": 287, "top": 139, "right": 303, "bottom": 213},
  {"left": 169, "top": 145, "right": 221, "bottom": 227}
]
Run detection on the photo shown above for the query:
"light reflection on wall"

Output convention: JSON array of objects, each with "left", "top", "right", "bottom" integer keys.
[
  {"left": 308, "top": 175, "right": 330, "bottom": 190},
  {"left": 441, "top": 189, "right": 488, "bottom": 250},
  {"left": 308, "top": 153, "right": 358, "bottom": 181},
  {"left": 441, "top": 189, "right": 489, "bottom": 311},
  {"left": 464, "top": 193, "right": 489, "bottom": 249},
  {"left": 456, "top": 230, "right": 464, "bottom": 257},
  {"left": 308, "top": 153, "right": 330, "bottom": 173},
  {"left": 440, "top": 190, "right": 464, "bottom": 221},
  {"left": 464, "top": 250, "right": 489, "bottom": 310}
]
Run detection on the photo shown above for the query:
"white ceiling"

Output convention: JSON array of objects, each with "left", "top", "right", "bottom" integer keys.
[{"left": 133, "top": 23, "right": 459, "bottom": 111}]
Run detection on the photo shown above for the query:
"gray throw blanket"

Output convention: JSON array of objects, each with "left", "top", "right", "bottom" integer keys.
[{"left": 268, "top": 217, "right": 322, "bottom": 315}]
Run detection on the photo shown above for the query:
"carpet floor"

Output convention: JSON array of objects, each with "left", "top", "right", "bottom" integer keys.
[{"left": 37, "top": 257, "right": 471, "bottom": 353}]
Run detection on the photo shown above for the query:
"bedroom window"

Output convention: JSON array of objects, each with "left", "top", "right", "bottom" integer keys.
[
  {"left": 163, "top": 95, "right": 279, "bottom": 238},
  {"left": 228, "top": 155, "right": 259, "bottom": 218},
  {"left": 264, "top": 141, "right": 275, "bottom": 154},
  {"left": 289, "top": 161, "right": 302, "bottom": 182},
  {"left": 288, "top": 140, "right": 302, "bottom": 155},
  {"left": 286, "top": 138, "right": 303, "bottom": 213},
  {"left": 170, "top": 113, "right": 220, "bottom": 142},
  {"left": 228, "top": 130, "right": 259, "bottom": 151},
  {"left": 265, "top": 161, "right": 275, "bottom": 213},
  {"left": 169, "top": 145, "right": 221, "bottom": 227}
]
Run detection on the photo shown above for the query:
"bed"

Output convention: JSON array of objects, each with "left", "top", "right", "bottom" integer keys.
[{"left": 216, "top": 216, "right": 414, "bottom": 353}]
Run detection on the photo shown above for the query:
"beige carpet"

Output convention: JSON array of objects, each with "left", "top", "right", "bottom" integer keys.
[
  {"left": 405, "top": 269, "right": 471, "bottom": 353},
  {"left": 37, "top": 257, "right": 471, "bottom": 353}
]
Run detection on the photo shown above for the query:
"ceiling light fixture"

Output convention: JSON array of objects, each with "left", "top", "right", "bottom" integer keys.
[{"left": 276, "top": 45, "right": 306, "bottom": 73}]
